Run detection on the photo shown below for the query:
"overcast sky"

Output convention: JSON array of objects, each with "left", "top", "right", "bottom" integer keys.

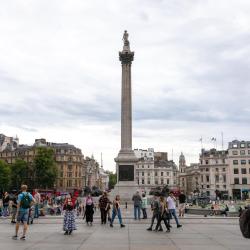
[{"left": 0, "top": 0, "right": 250, "bottom": 171}]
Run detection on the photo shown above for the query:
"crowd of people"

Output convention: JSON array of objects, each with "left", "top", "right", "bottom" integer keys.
[
  {"left": 0, "top": 185, "right": 188, "bottom": 240},
  {"left": 1, "top": 185, "right": 250, "bottom": 240}
]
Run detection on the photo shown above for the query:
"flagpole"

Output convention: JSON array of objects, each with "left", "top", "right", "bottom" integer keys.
[{"left": 221, "top": 132, "right": 224, "bottom": 150}]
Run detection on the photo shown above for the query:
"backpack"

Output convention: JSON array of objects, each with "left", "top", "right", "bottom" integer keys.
[
  {"left": 239, "top": 208, "right": 250, "bottom": 238},
  {"left": 20, "top": 193, "right": 31, "bottom": 209}
]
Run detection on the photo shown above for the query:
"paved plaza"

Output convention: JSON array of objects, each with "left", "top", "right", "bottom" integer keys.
[{"left": 0, "top": 216, "right": 249, "bottom": 250}]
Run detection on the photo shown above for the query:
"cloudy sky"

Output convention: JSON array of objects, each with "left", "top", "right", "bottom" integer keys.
[{"left": 0, "top": 0, "right": 250, "bottom": 171}]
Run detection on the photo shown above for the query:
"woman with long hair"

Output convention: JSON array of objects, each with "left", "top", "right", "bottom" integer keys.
[
  {"left": 155, "top": 195, "right": 171, "bottom": 232},
  {"left": 110, "top": 195, "right": 125, "bottom": 228},
  {"left": 63, "top": 194, "right": 76, "bottom": 235}
]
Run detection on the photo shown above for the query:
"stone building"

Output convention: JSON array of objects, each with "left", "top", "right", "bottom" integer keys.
[
  {"left": 134, "top": 148, "right": 178, "bottom": 193},
  {"left": 99, "top": 167, "right": 109, "bottom": 191},
  {"left": 0, "top": 138, "right": 85, "bottom": 192},
  {"left": 179, "top": 142, "right": 250, "bottom": 200},
  {"left": 228, "top": 140, "right": 250, "bottom": 199},
  {"left": 83, "top": 156, "right": 101, "bottom": 189},
  {"left": 199, "top": 148, "right": 228, "bottom": 199},
  {"left": 0, "top": 134, "right": 19, "bottom": 152},
  {"left": 178, "top": 153, "right": 201, "bottom": 195}
]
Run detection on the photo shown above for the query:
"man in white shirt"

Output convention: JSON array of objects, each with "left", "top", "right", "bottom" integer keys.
[
  {"left": 34, "top": 189, "right": 41, "bottom": 218},
  {"left": 167, "top": 192, "right": 182, "bottom": 228}
]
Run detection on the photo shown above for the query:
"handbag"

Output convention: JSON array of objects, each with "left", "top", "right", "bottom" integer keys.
[{"left": 162, "top": 209, "right": 170, "bottom": 220}]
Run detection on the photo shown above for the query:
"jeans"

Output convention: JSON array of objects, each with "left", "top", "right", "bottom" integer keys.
[
  {"left": 134, "top": 206, "right": 141, "bottom": 219},
  {"left": 169, "top": 209, "right": 180, "bottom": 226},
  {"left": 3, "top": 206, "right": 9, "bottom": 217},
  {"left": 111, "top": 208, "right": 123, "bottom": 224},
  {"left": 142, "top": 208, "right": 147, "bottom": 219},
  {"left": 35, "top": 204, "right": 39, "bottom": 218}
]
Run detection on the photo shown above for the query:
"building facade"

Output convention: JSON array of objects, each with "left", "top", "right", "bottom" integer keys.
[
  {"left": 228, "top": 140, "right": 250, "bottom": 199},
  {"left": 134, "top": 148, "right": 178, "bottom": 193},
  {"left": 199, "top": 148, "right": 229, "bottom": 199},
  {"left": 83, "top": 156, "right": 101, "bottom": 189},
  {"left": 179, "top": 141, "right": 250, "bottom": 200},
  {"left": 178, "top": 153, "right": 201, "bottom": 196},
  {"left": 0, "top": 134, "right": 19, "bottom": 152},
  {"left": 0, "top": 138, "right": 85, "bottom": 192}
]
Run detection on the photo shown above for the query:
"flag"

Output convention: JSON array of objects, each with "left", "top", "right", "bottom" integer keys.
[{"left": 211, "top": 137, "right": 216, "bottom": 141}]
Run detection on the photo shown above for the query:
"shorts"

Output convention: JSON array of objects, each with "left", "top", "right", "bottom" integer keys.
[{"left": 17, "top": 210, "right": 29, "bottom": 223}]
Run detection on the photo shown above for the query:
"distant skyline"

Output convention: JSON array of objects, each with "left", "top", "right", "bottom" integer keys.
[{"left": 0, "top": 0, "right": 249, "bottom": 171}]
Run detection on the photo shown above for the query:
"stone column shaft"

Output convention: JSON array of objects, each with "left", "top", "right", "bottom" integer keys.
[{"left": 121, "top": 63, "right": 132, "bottom": 151}]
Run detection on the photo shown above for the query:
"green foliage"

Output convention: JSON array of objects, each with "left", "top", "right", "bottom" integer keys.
[
  {"left": 33, "top": 147, "right": 58, "bottom": 189},
  {"left": 0, "top": 160, "right": 11, "bottom": 192},
  {"left": 10, "top": 159, "right": 30, "bottom": 190},
  {"left": 107, "top": 171, "right": 117, "bottom": 189}
]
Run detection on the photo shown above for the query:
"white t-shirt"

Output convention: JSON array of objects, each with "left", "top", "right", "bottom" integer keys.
[
  {"left": 34, "top": 193, "right": 41, "bottom": 203},
  {"left": 167, "top": 196, "right": 176, "bottom": 209}
]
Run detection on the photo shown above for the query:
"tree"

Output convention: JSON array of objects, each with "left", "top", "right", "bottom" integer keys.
[
  {"left": 107, "top": 171, "right": 117, "bottom": 189},
  {"left": 0, "top": 160, "right": 11, "bottom": 192},
  {"left": 33, "top": 147, "right": 58, "bottom": 189},
  {"left": 10, "top": 159, "right": 30, "bottom": 190}
]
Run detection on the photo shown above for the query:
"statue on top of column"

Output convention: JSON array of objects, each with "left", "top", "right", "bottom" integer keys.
[{"left": 122, "top": 30, "right": 130, "bottom": 51}]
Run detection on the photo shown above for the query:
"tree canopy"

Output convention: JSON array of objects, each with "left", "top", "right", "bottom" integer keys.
[
  {"left": 107, "top": 171, "right": 117, "bottom": 189},
  {"left": 0, "top": 160, "right": 11, "bottom": 192},
  {"left": 33, "top": 147, "right": 58, "bottom": 189},
  {"left": 10, "top": 159, "right": 30, "bottom": 190}
]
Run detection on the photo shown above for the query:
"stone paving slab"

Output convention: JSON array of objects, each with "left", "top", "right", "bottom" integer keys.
[{"left": 0, "top": 218, "right": 249, "bottom": 250}]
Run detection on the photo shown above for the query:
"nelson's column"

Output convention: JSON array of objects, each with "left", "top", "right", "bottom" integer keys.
[{"left": 113, "top": 30, "right": 139, "bottom": 200}]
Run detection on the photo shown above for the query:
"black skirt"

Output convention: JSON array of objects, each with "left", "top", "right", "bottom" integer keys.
[{"left": 85, "top": 204, "right": 94, "bottom": 222}]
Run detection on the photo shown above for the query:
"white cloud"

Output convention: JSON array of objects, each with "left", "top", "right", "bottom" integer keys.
[{"left": 0, "top": 0, "right": 250, "bottom": 170}]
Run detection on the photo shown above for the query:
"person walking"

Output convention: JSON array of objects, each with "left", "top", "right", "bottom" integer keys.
[
  {"left": 10, "top": 192, "right": 18, "bottom": 223},
  {"left": 34, "top": 189, "right": 41, "bottom": 218},
  {"left": 155, "top": 196, "right": 171, "bottom": 232},
  {"left": 110, "top": 195, "right": 125, "bottom": 228},
  {"left": 167, "top": 192, "right": 182, "bottom": 228},
  {"left": 85, "top": 194, "right": 94, "bottom": 226},
  {"left": 2, "top": 191, "right": 10, "bottom": 217},
  {"left": 178, "top": 191, "right": 186, "bottom": 217},
  {"left": 132, "top": 191, "right": 142, "bottom": 220},
  {"left": 12, "top": 185, "right": 35, "bottom": 240},
  {"left": 141, "top": 193, "right": 148, "bottom": 219},
  {"left": 99, "top": 191, "right": 111, "bottom": 224},
  {"left": 147, "top": 194, "right": 161, "bottom": 231},
  {"left": 63, "top": 194, "right": 76, "bottom": 235}
]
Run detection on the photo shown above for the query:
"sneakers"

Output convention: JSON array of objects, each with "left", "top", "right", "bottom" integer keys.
[
  {"left": 20, "top": 236, "right": 26, "bottom": 240},
  {"left": 110, "top": 224, "right": 113, "bottom": 227},
  {"left": 147, "top": 227, "right": 152, "bottom": 231},
  {"left": 120, "top": 224, "right": 125, "bottom": 228},
  {"left": 177, "top": 224, "right": 182, "bottom": 228},
  {"left": 64, "top": 231, "right": 69, "bottom": 235},
  {"left": 12, "top": 235, "right": 26, "bottom": 240}
]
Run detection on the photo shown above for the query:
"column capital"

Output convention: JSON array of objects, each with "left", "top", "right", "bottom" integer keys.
[{"left": 119, "top": 51, "right": 134, "bottom": 65}]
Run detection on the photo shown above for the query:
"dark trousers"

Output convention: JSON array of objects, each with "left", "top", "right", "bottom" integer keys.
[
  {"left": 142, "top": 208, "right": 147, "bottom": 219},
  {"left": 155, "top": 215, "right": 170, "bottom": 231},
  {"left": 149, "top": 213, "right": 161, "bottom": 229},
  {"left": 100, "top": 208, "right": 107, "bottom": 223}
]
